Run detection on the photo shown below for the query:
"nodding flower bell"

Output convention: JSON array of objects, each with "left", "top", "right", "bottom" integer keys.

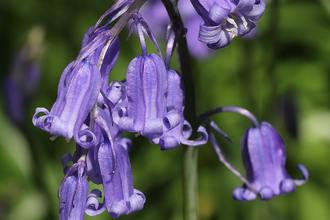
[
  {"left": 85, "top": 140, "right": 146, "bottom": 218},
  {"left": 232, "top": 122, "right": 308, "bottom": 201},
  {"left": 152, "top": 69, "right": 184, "bottom": 150},
  {"left": 152, "top": 69, "right": 208, "bottom": 150},
  {"left": 200, "top": 106, "right": 308, "bottom": 201},
  {"left": 98, "top": 141, "right": 146, "bottom": 218},
  {"left": 117, "top": 13, "right": 173, "bottom": 140},
  {"left": 119, "top": 52, "right": 168, "bottom": 139},
  {"left": 85, "top": 108, "right": 146, "bottom": 218},
  {"left": 33, "top": 60, "right": 101, "bottom": 147},
  {"left": 190, "top": 0, "right": 266, "bottom": 48},
  {"left": 59, "top": 153, "right": 89, "bottom": 220},
  {"left": 151, "top": 23, "right": 208, "bottom": 150}
]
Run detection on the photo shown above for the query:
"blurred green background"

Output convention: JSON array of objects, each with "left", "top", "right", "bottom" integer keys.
[{"left": 1, "top": 0, "right": 330, "bottom": 219}]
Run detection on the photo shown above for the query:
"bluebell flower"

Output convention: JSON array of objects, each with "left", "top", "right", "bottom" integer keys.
[
  {"left": 32, "top": 23, "right": 122, "bottom": 147},
  {"left": 151, "top": 69, "right": 183, "bottom": 150},
  {"left": 190, "top": 0, "right": 266, "bottom": 48},
  {"left": 33, "top": 60, "right": 101, "bottom": 147},
  {"left": 117, "top": 13, "right": 177, "bottom": 140},
  {"left": 85, "top": 107, "right": 126, "bottom": 185},
  {"left": 59, "top": 153, "right": 89, "bottom": 220},
  {"left": 118, "top": 53, "right": 169, "bottom": 139},
  {"left": 85, "top": 108, "right": 145, "bottom": 218},
  {"left": 85, "top": 141, "right": 146, "bottom": 219},
  {"left": 98, "top": 140, "right": 145, "bottom": 218},
  {"left": 232, "top": 122, "right": 308, "bottom": 201},
  {"left": 200, "top": 107, "right": 308, "bottom": 201},
  {"left": 152, "top": 69, "right": 208, "bottom": 150},
  {"left": 146, "top": 21, "right": 208, "bottom": 150}
]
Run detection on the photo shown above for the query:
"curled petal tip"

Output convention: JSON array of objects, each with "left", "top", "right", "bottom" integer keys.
[
  {"left": 159, "top": 136, "right": 180, "bottom": 151},
  {"left": 294, "top": 164, "right": 309, "bottom": 186},
  {"left": 259, "top": 186, "right": 274, "bottom": 200},
  {"left": 232, "top": 188, "right": 257, "bottom": 202},
  {"left": 180, "top": 125, "right": 208, "bottom": 146},
  {"left": 280, "top": 179, "right": 296, "bottom": 194},
  {"left": 85, "top": 189, "right": 106, "bottom": 216}
]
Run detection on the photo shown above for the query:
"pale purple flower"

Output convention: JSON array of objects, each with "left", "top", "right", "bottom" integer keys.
[
  {"left": 85, "top": 109, "right": 145, "bottom": 218},
  {"left": 118, "top": 13, "right": 174, "bottom": 140},
  {"left": 32, "top": 24, "right": 121, "bottom": 148},
  {"left": 32, "top": 61, "right": 101, "bottom": 147},
  {"left": 200, "top": 107, "right": 307, "bottom": 201},
  {"left": 152, "top": 69, "right": 184, "bottom": 150},
  {"left": 145, "top": 19, "right": 209, "bottom": 150},
  {"left": 152, "top": 69, "right": 208, "bottom": 150},
  {"left": 190, "top": 0, "right": 266, "bottom": 48},
  {"left": 59, "top": 155, "right": 89, "bottom": 220},
  {"left": 98, "top": 141, "right": 145, "bottom": 218},
  {"left": 118, "top": 53, "right": 169, "bottom": 140},
  {"left": 232, "top": 122, "right": 308, "bottom": 201}
]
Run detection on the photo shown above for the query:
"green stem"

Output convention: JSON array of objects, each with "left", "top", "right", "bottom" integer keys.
[
  {"left": 161, "top": 1, "right": 199, "bottom": 219},
  {"left": 182, "top": 145, "right": 199, "bottom": 220}
]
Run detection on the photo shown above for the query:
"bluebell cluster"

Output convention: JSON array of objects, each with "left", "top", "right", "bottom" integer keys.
[{"left": 31, "top": 0, "right": 308, "bottom": 219}]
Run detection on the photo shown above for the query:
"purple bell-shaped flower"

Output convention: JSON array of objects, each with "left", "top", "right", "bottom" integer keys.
[
  {"left": 117, "top": 13, "right": 175, "bottom": 140},
  {"left": 232, "top": 122, "right": 308, "bottom": 201},
  {"left": 200, "top": 106, "right": 308, "bottom": 201},
  {"left": 190, "top": 0, "right": 266, "bottom": 48},
  {"left": 152, "top": 69, "right": 208, "bottom": 150},
  {"left": 98, "top": 141, "right": 146, "bottom": 218},
  {"left": 148, "top": 22, "right": 208, "bottom": 150},
  {"left": 85, "top": 109, "right": 145, "bottom": 218},
  {"left": 59, "top": 154, "right": 89, "bottom": 220},
  {"left": 33, "top": 60, "right": 101, "bottom": 147},
  {"left": 118, "top": 53, "right": 168, "bottom": 139}
]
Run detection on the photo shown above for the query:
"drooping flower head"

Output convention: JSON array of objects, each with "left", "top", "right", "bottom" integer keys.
[
  {"left": 232, "top": 122, "right": 308, "bottom": 201},
  {"left": 98, "top": 141, "right": 146, "bottom": 218},
  {"left": 85, "top": 108, "right": 146, "bottom": 218},
  {"left": 200, "top": 106, "right": 308, "bottom": 201},
  {"left": 119, "top": 53, "right": 168, "bottom": 139},
  {"left": 145, "top": 21, "right": 208, "bottom": 150},
  {"left": 59, "top": 153, "right": 89, "bottom": 220},
  {"left": 32, "top": 24, "right": 121, "bottom": 148},
  {"left": 190, "top": 0, "right": 266, "bottom": 48},
  {"left": 117, "top": 13, "right": 170, "bottom": 140},
  {"left": 151, "top": 68, "right": 184, "bottom": 150},
  {"left": 33, "top": 60, "right": 101, "bottom": 147}
]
